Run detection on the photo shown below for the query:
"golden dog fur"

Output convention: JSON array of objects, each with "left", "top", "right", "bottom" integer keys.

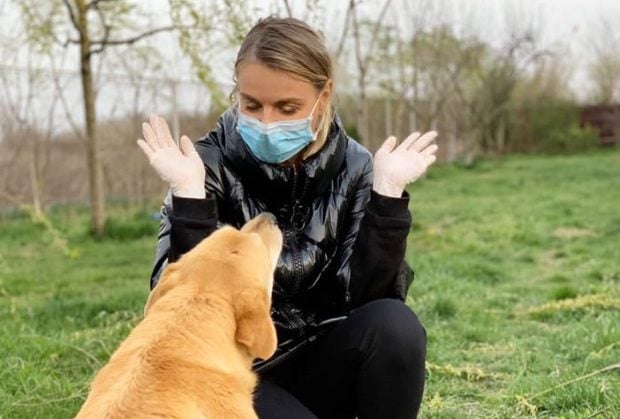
[{"left": 75, "top": 214, "right": 282, "bottom": 418}]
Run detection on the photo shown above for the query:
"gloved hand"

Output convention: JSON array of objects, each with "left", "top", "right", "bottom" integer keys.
[
  {"left": 137, "top": 115, "right": 206, "bottom": 199},
  {"left": 372, "top": 131, "right": 438, "bottom": 198}
]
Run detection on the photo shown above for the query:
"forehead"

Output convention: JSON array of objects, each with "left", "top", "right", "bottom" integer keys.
[{"left": 237, "top": 60, "right": 317, "bottom": 102}]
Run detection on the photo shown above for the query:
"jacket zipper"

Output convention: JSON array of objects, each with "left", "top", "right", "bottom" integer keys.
[{"left": 289, "top": 166, "right": 305, "bottom": 295}]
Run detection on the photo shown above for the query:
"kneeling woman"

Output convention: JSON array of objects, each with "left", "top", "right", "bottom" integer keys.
[{"left": 138, "top": 16, "right": 438, "bottom": 419}]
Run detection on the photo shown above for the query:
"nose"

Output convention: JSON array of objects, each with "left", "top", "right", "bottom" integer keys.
[{"left": 259, "top": 107, "right": 278, "bottom": 124}]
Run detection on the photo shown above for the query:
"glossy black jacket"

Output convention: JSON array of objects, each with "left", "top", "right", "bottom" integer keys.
[{"left": 149, "top": 109, "right": 414, "bottom": 372}]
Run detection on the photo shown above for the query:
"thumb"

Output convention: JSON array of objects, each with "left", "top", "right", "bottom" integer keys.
[
  {"left": 179, "top": 135, "right": 196, "bottom": 156},
  {"left": 378, "top": 136, "right": 398, "bottom": 154}
]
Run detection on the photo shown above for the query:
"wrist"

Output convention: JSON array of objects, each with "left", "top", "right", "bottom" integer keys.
[
  {"left": 372, "top": 176, "right": 404, "bottom": 198},
  {"left": 172, "top": 184, "right": 206, "bottom": 199}
]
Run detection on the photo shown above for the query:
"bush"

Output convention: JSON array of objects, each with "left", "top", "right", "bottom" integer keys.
[
  {"left": 344, "top": 124, "right": 361, "bottom": 142},
  {"left": 532, "top": 100, "right": 598, "bottom": 152},
  {"left": 542, "top": 123, "right": 599, "bottom": 152}
]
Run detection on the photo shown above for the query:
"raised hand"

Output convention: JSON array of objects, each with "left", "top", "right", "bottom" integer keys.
[
  {"left": 137, "top": 115, "right": 206, "bottom": 199},
  {"left": 372, "top": 131, "right": 438, "bottom": 198}
]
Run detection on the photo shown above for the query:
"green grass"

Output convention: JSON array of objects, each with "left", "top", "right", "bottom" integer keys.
[
  {"left": 0, "top": 204, "right": 156, "bottom": 418},
  {"left": 408, "top": 149, "right": 620, "bottom": 418},
  {"left": 1, "top": 150, "right": 619, "bottom": 418}
]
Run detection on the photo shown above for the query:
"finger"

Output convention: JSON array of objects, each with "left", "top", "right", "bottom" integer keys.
[
  {"left": 155, "top": 115, "right": 176, "bottom": 147},
  {"left": 136, "top": 139, "right": 155, "bottom": 159},
  {"left": 399, "top": 132, "right": 421, "bottom": 150},
  {"left": 142, "top": 122, "right": 160, "bottom": 149},
  {"left": 410, "top": 131, "right": 438, "bottom": 152},
  {"left": 148, "top": 115, "right": 167, "bottom": 148},
  {"left": 378, "top": 136, "right": 398, "bottom": 154},
  {"left": 420, "top": 143, "right": 439, "bottom": 156},
  {"left": 179, "top": 135, "right": 196, "bottom": 156},
  {"left": 423, "top": 154, "right": 437, "bottom": 166}
]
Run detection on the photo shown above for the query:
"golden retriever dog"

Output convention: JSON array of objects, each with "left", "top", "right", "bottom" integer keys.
[{"left": 75, "top": 213, "right": 282, "bottom": 419}]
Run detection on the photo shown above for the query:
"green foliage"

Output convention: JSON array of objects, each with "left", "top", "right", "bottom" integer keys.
[
  {"left": 344, "top": 123, "right": 361, "bottom": 142},
  {"left": 17, "top": 0, "right": 64, "bottom": 54},
  {"left": 517, "top": 98, "right": 599, "bottom": 153},
  {"left": 543, "top": 123, "right": 599, "bottom": 152},
  {"left": 168, "top": 0, "right": 260, "bottom": 109}
]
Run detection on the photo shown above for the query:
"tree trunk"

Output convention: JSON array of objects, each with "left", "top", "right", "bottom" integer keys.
[
  {"left": 357, "top": 71, "right": 370, "bottom": 148},
  {"left": 29, "top": 137, "right": 43, "bottom": 217},
  {"left": 384, "top": 97, "right": 392, "bottom": 138},
  {"left": 76, "top": 0, "right": 106, "bottom": 236}
]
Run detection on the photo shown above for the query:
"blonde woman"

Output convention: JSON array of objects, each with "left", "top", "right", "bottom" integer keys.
[{"left": 138, "top": 16, "right": 437, "bottom": 419}]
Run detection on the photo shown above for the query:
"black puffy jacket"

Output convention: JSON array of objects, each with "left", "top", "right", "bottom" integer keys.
[{"left": 149, "top": 108, "right": 414, "bottom": 372}]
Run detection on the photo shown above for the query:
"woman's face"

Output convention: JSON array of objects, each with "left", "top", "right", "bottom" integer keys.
[{"left": 236, "top": 60, "right": 331, "bottom": 130}]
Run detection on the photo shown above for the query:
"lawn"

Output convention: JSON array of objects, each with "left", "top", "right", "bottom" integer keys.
[{"left": 1, "top": 149, "right": 619, "bottom": 418}]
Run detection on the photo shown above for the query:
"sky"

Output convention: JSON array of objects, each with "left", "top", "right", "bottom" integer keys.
[
  {"left": 2, "top": 0, "right": 619, "bottom": 83},
  {"left": 1, "top": 0, "right": 619, "bottom": 134},
  {"left": 153, "top": 0, "right": 620, "bottom": 97}
]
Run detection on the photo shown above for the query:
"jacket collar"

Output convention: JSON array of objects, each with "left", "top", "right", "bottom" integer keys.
[{"left": 218, "top": 108, "right": 348, "bottom": 207}]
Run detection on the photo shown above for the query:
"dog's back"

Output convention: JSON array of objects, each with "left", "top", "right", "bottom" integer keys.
[{"left": 76, "top": 292, "right": 258, "bottom": 419}]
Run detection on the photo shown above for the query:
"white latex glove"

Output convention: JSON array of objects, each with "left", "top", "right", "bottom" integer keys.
[
  {"left": 373, "top": 131, "right": 438, "bottom": 198},
  {"left": 136, "top": 115, "right": 206, "bottom": 199}
]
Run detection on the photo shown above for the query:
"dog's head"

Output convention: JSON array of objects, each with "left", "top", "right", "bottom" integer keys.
[{"left": 144, "top": 213, "right": 283, "bottom": 361}]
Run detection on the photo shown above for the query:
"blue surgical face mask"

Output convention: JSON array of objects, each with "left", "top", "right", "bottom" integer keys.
[{"left": 236, "top": 96, "right": 321, "bottom": 164}]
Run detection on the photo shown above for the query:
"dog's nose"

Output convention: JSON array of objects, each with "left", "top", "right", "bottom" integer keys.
[{"left": 260, "top": 212, "right": 277, "bottom": 225}]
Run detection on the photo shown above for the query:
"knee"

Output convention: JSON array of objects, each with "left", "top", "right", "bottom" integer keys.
[{"left": 354, "top": 298, "right": 426, "bottom": 364}]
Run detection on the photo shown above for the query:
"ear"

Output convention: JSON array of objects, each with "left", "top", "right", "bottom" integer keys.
[
  {"left": 233, "top": 287, "right": 278, "bottom": 360},
  {"left": 144, "top": 262, "right": 181, "bottom": 317},
  {"left": 320, "top": 79, "right": 333, "bottom": 109}
]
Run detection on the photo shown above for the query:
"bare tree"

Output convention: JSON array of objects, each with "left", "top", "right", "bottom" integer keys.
[
  {"left": 0, "top": 33, "right": 62, "bottom": 214},
  {"left": 348, "top": 0, "right": 392, "bottom": 147},
  {"left": 15, "top": 0, "right": 192, "bottom": 236},
  {"left": 588, "top": 16, "right": 620, "bottom": 104}
]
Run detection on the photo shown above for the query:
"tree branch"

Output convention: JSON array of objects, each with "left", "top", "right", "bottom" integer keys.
[
  {"left": 351, "top": 0, "right": 364, "bottom": 73},
  {"left": 334, "top": 0, "right": 353, "bottom": 61},
  {"left": 61, "top": 0, "right": 80, "bottom": 33},
  {"left": 87, "top": 0, "right": 115, "bottom": 10},
  {"left": 89, "top": 25, "right": 188, "bottom": 50},
  {"left": 364, "top": 0, "right": 392, "bottom": 68},
  {"left": 87, "top": 6, "right": 111, "bottom": 57},
  {"left": 282, "top": 0, "right": 293, "bottom": 17}
]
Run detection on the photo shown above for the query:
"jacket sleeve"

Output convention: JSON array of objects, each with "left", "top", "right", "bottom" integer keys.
[
  {"left": 343, "top": 166, "right": 415, "bottom": 310},
  {"left": 148, "top": 135, "right": 225, "bottom": 290}
]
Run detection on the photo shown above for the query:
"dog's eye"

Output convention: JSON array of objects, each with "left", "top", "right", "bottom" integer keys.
[{"left": 231, "top": 250, "right": 240, "bottom": 255}]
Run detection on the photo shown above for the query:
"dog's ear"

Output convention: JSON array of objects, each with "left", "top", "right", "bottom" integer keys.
[
  {"left": 234, "top": 287, "right": 278, "bottom": 360},
  {"left": 144, "top": 262, "right": 181, "bottom": 317}
]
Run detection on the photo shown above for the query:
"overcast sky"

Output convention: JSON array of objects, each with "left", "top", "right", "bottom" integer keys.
[
  {"left": 165, "top": 0, "right": 620, "bottom": 95},
  {"left": 1, "top": 0, "right": 619, "bottom": 132},
  {"left": 2, "top": 0, "right": 619, "bottom": 81}
]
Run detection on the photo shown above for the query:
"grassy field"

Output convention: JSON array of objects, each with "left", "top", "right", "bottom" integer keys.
[{"left": 1, "top": 149, "right": 619, "bottom": 418}]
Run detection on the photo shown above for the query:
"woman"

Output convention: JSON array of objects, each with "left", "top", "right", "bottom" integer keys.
[{"left": 138, "top": 16, "right": 437, "bottom": 419}]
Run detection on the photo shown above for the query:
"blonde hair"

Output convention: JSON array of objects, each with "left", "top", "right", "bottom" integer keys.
[{"left": 231, "top": 16, "right": 334, "bottom": 159}]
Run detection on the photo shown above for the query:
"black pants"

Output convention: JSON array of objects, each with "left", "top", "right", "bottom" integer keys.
[{"left": 254, "top": 299, "right": 427, "bottom": 418}]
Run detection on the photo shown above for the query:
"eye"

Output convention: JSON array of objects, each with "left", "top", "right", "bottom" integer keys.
[
  {"left": 280, "top": 106, "right": 298, "bottom": 115},
  {"left": 244, "top": 101, "right": 261, "bottom": 112}
]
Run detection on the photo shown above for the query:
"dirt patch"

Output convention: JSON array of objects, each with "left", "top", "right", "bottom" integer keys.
[{"left": 552, "top": 227, "right": 595, "bottom": 239}]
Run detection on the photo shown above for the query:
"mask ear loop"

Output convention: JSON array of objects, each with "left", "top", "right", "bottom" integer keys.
[
  {"left": 307, "top": 88, "right": 327, "bottom": 143},
  {"left": 307, "top": 91, "right": 323, "bottom": 121}
]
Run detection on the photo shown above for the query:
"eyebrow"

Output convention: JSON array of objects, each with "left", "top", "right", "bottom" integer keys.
[{"left": 240, "top": 92, "right": 304, "bottom": 106}]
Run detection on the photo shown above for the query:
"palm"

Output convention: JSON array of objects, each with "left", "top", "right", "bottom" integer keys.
[
  {"left": 373, "top": 131, "right": 438, "bottom": 197},
  {"left": 137, "top": 115, "right": 205, "bottom": 199}
]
